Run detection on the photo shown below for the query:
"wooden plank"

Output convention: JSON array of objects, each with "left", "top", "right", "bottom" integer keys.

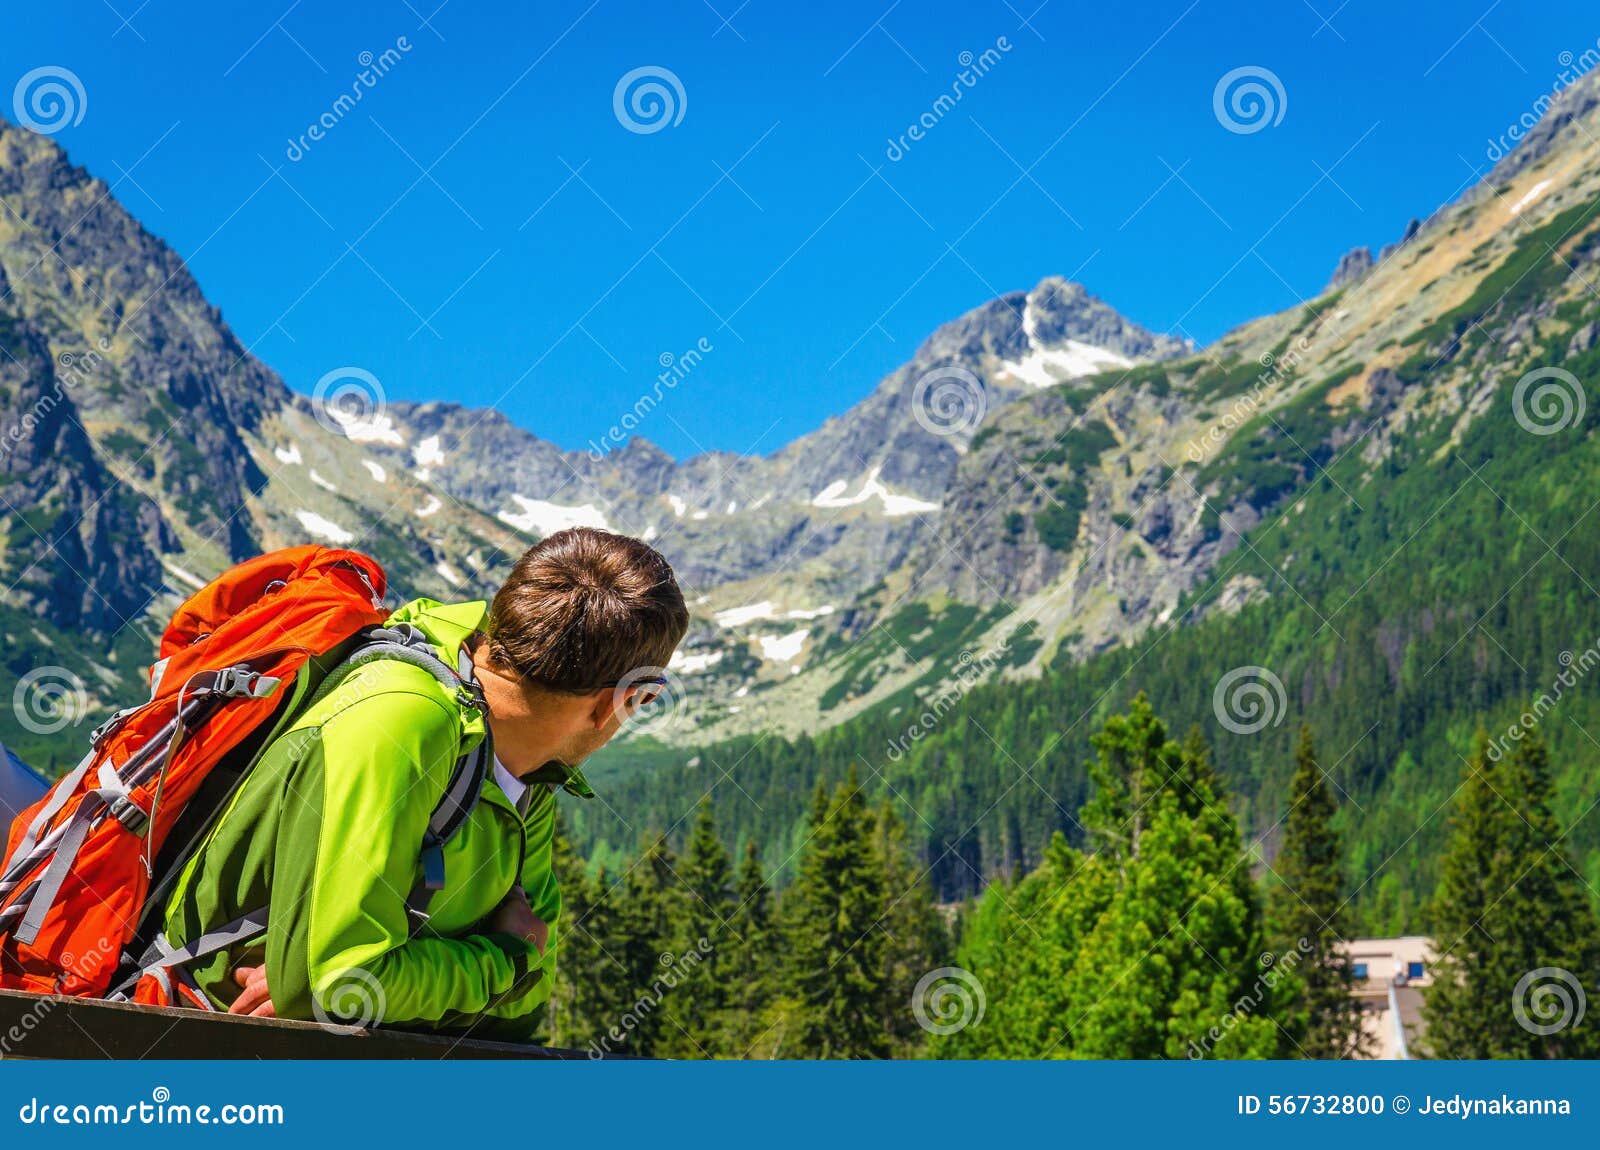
[{"left": 0, "top": 988, "right": 594, "bottom": 1060}]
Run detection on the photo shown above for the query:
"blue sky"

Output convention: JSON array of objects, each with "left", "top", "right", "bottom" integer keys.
[{"left": 3, "top": 1, "right": 1595, "bottom": 457}]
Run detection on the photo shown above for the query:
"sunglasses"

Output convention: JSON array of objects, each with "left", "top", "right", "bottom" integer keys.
[{"left": 598, "top": 676, "right": 669, "bottom": 710}]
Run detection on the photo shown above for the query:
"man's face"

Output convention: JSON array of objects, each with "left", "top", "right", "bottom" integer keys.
[{"left": 471, "top": 643, "right": 665, "bottom": 775}]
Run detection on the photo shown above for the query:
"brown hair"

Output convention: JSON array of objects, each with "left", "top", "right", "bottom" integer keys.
[{"left": 487, "top": 527, "right": 689, "bottom": 693}]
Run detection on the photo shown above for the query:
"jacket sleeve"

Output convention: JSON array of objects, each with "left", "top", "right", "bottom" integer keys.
[
  {"left": 263, "top": 685, "right": 541, "bottom": 1026},
  {"left": 476, "top": 792, "right": 563, "bottom": 1030}
]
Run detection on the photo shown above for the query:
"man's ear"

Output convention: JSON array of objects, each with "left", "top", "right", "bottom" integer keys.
[{"left": 588, "top": 689, "right": 619, "bottom": 730}]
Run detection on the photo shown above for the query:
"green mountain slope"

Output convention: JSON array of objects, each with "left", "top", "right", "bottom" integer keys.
[{"left": 575, "top": 76, "right": 1600, "bottom": 929}]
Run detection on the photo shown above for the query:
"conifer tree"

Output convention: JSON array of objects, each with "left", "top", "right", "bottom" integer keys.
[
  {"left": 1067, "top": 707, "right": 1274, "bottom": 1058},
  {"left": 1427, "top": 731, "right": 1600, "bottom": 1057},
  {"left": 605, "top": 832, "right": 688, "bottom": 1056},
  {"left": 781, "top": 771, "right": 890, "bottom": 1058},
  {"left": 871, "top": 800, "right": 949, "bottom": 1055},
  {"left": 1268, "top": 725, "right": 1366, "bottom": 1059},
  {"left": 670, "top": 800, "right": 734, "bottom": 1054},
  {"left": 724, "top": 839, "right": 777, "bottom": 1056}
]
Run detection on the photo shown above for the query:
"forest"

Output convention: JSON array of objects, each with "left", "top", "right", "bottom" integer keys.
[{"left": 547, "top": 697, "right": 1600, "bottom": 1059}]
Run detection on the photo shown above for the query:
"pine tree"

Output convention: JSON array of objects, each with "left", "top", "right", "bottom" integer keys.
[
  {"left": 1268, "top": 725, "right": 1366, "bottom": 1059},
  {"left": 781, "top": 771, "right": 890, "bottom": 1058},
  {"left": 724, "top": 839, "right": 777, "bottom": 1056},
  {"left": 1064, "top": 700, "right": 1275, "bottom": 1057},
  {"left": 669, "top": 800, "right": 734, "bottom": 1055},
  {"left": 548, "top": 816, "right": 600, "bottom": 1048},
  {"left": 1426, "top": 731, "right": 1600, "bottom": 1057},
  {"left": 602, "top": 832, "right": 688, "bottom": 1057},
  {"left": 871, "top": 800, "right": 949, "bottom": 1056}
]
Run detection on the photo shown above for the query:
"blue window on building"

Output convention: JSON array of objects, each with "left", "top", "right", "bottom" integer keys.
[
  {"left": 1407, "top": 961, "right": 1425, "bottom": 979},
  {"left": 1352, "top": 963, "right": 1369, "bottom": 979}
]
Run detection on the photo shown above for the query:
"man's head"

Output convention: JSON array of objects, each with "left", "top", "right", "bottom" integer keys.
[{"left": 472, "top": 527, "right": 689, "bottom": 774}]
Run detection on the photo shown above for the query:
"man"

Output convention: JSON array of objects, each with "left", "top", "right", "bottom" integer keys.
[{"left": 156, "top": 527, "right": 688, "bottom": 1038}]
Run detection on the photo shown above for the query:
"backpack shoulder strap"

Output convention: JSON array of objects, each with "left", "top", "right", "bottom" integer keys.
[
  {"left": 404, "top": 644, "right": 493, "bottom": 933},
  {"left": 319, "top": 626, "right": 494, "bottom": 934}
]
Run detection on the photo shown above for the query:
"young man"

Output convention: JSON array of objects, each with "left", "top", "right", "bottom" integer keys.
[{"left": 155, "top": 527, "right": 688, "bottom": 1039}]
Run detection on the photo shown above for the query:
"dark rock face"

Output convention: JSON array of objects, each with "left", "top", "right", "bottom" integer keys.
[
  {"left": 0, "top": 120, "right": 279, "bottom": 568},
  {"left": 1326, "top": 246, "right": 1374, "bottom": 292},
  {"left": 0, "top": 271, "right": 169, "bottom": 631}
]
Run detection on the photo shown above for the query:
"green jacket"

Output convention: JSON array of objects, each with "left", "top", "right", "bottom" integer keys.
[{"left": 160, "top": 598, "right": 592, "bottom": 1039}]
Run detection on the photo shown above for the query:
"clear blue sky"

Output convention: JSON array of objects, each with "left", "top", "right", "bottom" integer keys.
[{"left": 3, "top": 1, "right": 1594, "bottom": 457}]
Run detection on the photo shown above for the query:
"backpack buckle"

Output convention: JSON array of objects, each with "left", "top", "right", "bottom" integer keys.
[
  {"left": 211, "top": 666, "right": 282, "bottom": 700},
  {"left": 109, "top": 794, "right": 151, "bottom": 836}
]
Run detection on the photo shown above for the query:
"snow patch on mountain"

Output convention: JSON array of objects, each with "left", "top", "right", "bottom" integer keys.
[
  {"left": 309, "top": 469, "right": 337, "bottom": 492},
  {"left": 434, "top": 560, "right": 462, "bottom": 586},
  {"left": 757, "top": 627, "right": 809, "bottom": 664},
  {"left": 787, "top": 604, "right": 836, "bottom": 620},
  {"left": 1002, "top": 341, "right": 1134, "bottom": 388},
  {"left": 294, "top": 509, "right": 355, "bottom": 543},
  {"left": 361, "top": 459, "right": 388, "bottom": 483},
  {"left": 273, "top": 443, "right": 302, "bottom": 465},
  {"left": 812, "top": 466, "right": 940, "bottom": 517},
  {"left": 498, "top": 494, "right": 610, "bottom": 537},
  {"left": 416, "top": 495, "right": 442, "bottom": 517},
  {"left": 328, "top": 408, "right": 406, "bottom": 446},
  {"left": 161, "top": 560, "right": 206, "bottom": 591},
  {"left": 1509, "top": 178, "right": 1554, "bottom": 216},
  {"left": 715, "top": 601, "right": 776, "bottom": 627},
  {"left": 414, "top": 435, "right": 446, "bottom": 469},
  {"left": 670, "top": 649, "right": 724, "bottom": 674}
]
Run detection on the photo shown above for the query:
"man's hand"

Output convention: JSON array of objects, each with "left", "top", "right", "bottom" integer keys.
[
  {"left": 489, "top": 887, "right": 549, "bottom": 955},
  {"left": 229, "top": 965, "right": 276, "bottom": 1017}
]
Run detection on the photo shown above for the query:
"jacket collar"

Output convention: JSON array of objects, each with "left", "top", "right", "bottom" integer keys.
[{"left": 385, "top": 598, "right": 596, "bottom": 801}]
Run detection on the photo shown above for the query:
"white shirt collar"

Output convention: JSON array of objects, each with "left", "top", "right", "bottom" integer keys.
[{"left": 493, "top": 756, "right": 529, "bottom": 808}]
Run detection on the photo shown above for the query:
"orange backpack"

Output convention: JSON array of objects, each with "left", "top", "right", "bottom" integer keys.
[{"left": 0, "top": 545, "right": 489, "bottom": 1001}]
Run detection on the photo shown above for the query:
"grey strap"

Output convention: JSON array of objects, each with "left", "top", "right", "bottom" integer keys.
[
  {"left": 144, "top": 906, "right": 269, "bottom": 970},
  {"left": 108, "top": 906, "right": 270, "bottom": 1001},
  {"left": 6, "top": 747, "right": 97, "bottom": 874},
  {"left": 13, "top": 797, "right": 97, "bottom": 945},
  {"left": 403, "top": 643, "right": 492, "bottom": 933}
]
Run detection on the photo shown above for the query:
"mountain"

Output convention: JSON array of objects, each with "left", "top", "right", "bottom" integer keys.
[
  {"left": 0, "top": 108, "right": 1192, "bottom": 760},
  {"left": 0, "top": 118, "right": 534, "bottom": 762},
  {"left": 571, "top": 68, "right": 1600, "bottom": 923},
  {"left": 7, "top": 60, "right": 1600, "bottom": 925}
]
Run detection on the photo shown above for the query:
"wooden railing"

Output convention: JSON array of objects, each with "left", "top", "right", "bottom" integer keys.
[{"left": 0, "top": 988, "right": 594, "bottom": 1059}]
